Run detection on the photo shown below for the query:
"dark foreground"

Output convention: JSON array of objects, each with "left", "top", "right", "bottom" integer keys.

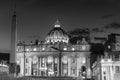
[{"left": 0, "top": 73, "right": 83, "bottom": 80}]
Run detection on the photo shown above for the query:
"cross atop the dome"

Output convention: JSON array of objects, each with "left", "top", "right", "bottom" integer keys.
[{"left": 54, "top": 19, "right": 60, "bottom": 27}]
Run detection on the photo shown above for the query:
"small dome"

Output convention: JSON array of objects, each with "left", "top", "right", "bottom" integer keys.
[{"left": 46, "top": 20, "right": 69, "bottom": 43}]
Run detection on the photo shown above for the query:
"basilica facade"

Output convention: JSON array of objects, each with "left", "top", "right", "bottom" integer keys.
[{"left": 16, "top": 20, "right": 91, "bottom": 78}]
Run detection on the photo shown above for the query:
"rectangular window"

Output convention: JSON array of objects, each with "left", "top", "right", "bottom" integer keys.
[
  {"left": 116, "top": 66, "right": 120, "bottom": 73},
  {"left": 104, "top": 76, "right": 106, "bottom": 80},
  {"left": 71, "top": 68, "right": 76, "bottom": 75},
  {"left": 72, "top": 57, "right": 75, "bottom": 63},
  {"left": 25, "top": 69, "right": 27, "bottom": 74},
  {"left": 72, "top": 69, "right": 75, "bottom": 74},
  {"left": 26, "top": 58, "right": 28, "bottom": 63}
]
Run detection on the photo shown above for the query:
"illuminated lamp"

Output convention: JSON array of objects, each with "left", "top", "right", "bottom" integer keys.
[
  {"left": 47, "top": 40, "right": 49, "bottom": 43},
  {"left": 33, "top": 48, "right": 37, "bottom": 51},
  {"left": 108, "top": 45, "right": 111, "bottom": 49},
  {"left": 42, "top": 47, "right": 45, "bottom": 51},
  {"left": 63, "top": 47, "right": 67, "bottom": 51},
  {"left": 48, "top": 71, "right": 54, "bottom": 74},
  {"left": 82, "top": 57, "right": 86, "bottom": 64},
  {"left": 72, "top": 48, "right": 75, "bottom": 51},
  {"left": 44, "top": 67, "right": 47, "bottom": 70},
  {"left": 26, "top": 48, "right": 29, "bottom": 51},
  {"left": 82, "top": 76, "right": 85, "bottom": 79},
  {"left": 108, "top": 59, "right": 111, "bottom": 62},
  {"left": 16, "top": 60, "right": 20, "bottom": 64},
  {"left": 101, "top": 59, "right": 104, "bottom": 62}
]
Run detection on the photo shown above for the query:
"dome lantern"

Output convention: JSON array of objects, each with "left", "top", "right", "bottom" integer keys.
[{"left": 54, "top": 19, "right": 60, "bottom": 28}]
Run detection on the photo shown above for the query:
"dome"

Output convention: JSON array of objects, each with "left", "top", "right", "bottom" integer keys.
[{"left": 46, "top": 20, "right": 69, "bottom": 43}]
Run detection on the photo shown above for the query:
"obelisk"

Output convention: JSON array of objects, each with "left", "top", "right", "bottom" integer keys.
[{"left": 10, "top": 10, "right": 17, "bottom": 64}]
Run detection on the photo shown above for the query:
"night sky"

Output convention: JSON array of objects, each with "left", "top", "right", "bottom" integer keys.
[{"left": 0, "top": 0, "right": 120, "bottom": 53}]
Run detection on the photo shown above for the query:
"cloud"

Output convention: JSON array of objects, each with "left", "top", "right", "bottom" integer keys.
[
  {"left": 91, "top": 28, "right": 104, "bottom": 33},
  {"left": 101, "top": 14, "right": 115, "bottom": 19},
  {"left": 104, "top": 22, "right": 120, "bottom": 29},
  {"left": 26, "top": 35, "right": 41, "bottom": 40}
]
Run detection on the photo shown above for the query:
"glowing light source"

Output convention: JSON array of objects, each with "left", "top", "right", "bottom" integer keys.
[
  {"left": 39, "top": 67, "right": 47, "bottom": 70},
  {"left": 42, "top": 47, "right": 45, "bottom": 51},
  {"left": 108, "top": 45, "right": 111, "bottom": 49},
  {"left": 72, "top": 48, "right": 75, "bottom": 51},
  {"left": 101, "top": 59, "right": 104, "bottom": 62},
  {"left": 26, "top": 48, "right": 29, "bottom": 51},
  {"left": 48, "top": 71, "right": 54, "bottom": 74},
  {"left": 63, "top": 47, "right": 67, "bottom": 50},
  {"left": 16, "top": 60, "right": 20, "bottom": 64},
  {"left": 108, "top": 59, "right": 112, "bottom": 62},
  {"left": 82, "top": 76, "right": 85, "bottom": 79},
  {"left": 55, "top": 24, "right": 60, "bottom": 27},
  {"left": 54, "top": 19, "right": 60, "bottom": 27},
  {"left": 33, "top": 48, "right": 37, "bottom": 51},
  {"left": 82, "top": 57, "right": 86, "bottom": 64}
]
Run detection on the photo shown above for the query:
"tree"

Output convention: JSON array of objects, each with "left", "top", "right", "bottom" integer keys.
[
  {"left": 9, "top": 63, "right": 16, "bottom": 74},
  {"left": 16, "top": 65, "right": 20, "bottom": 75},
  {"left": 68, "top": 28, "right": 90, "bottom": 44},
  {"left": 9, "top": 63, "right": 20, "bottom": 75}
]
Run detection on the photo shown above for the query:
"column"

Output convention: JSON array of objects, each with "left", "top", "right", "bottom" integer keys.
[
  {"left": 76, "top": 56, "right": 81, "bottom": 77},
  {"left": 86, "top": 56, "right": 91, "bottom": 78},
  {"left": 45, "top": 57, "right": 47, "bottom": 76},
  {"left": 59, "top": 53, "right": 62, "bottom": 76},
  {"left": 39, "top": 57, "right": 41, "bottom": 76},
  {"left": 38, "top": 57, "right": 39, "bottom": 76},
  {"left": 101, "top": 67, "right": 104, "bottom": 80},
  {"left": 57, "top": 57, "right": 59, "bottom": 76},
  {"left": 28, "top": 57, "right": 32, "bottom": 76},
  {"left": 107, "top": 66, "right": 110, "bottom": 80},
  {"left": 37, "top": 56, "right": 39, "bottom": 76},
  {"left": 110, "top": 66, "right": 114, "bottom": 80},
  {"left": 31, "top": 57, "right": 33, "bottom": 76},
  {"left": 20, "top": 55, "right": 24, "bottom": 76},
  {"left": 53, "top": 56, "right": 54, "bottom": 76},
  {"left": 24, "top": 55, "right": 26, "bottom": 76},
  {"left": 68, "top": 57, "right": 71, "bottom": 76},
  {"left": 54, "top": 57, "right": 58, "bottom": 76}
]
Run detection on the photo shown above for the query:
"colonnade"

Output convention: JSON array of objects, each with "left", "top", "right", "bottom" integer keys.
[
  {"left": 24, "top": 55, "right": 69, "bottom": 76},
  {"left": 18, "top": 53, "right": 90, "bottom": 78}
]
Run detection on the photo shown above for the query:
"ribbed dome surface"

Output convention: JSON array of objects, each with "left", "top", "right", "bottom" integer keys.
[{"left": 46, "top": 20, "right": 69, "bottom": 43}]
